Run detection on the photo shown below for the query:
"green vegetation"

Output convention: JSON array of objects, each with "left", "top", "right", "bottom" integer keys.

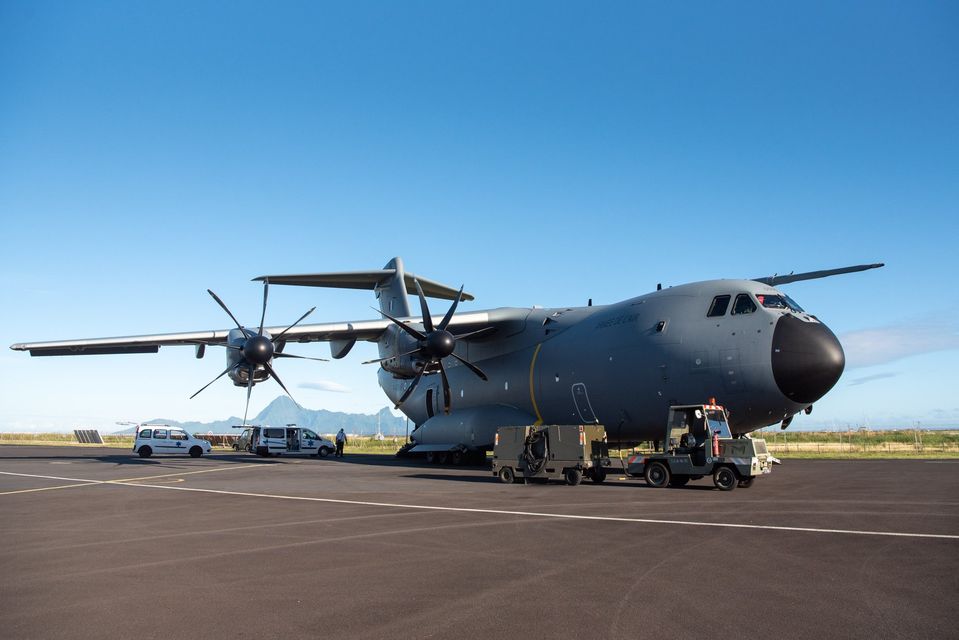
[{"left": 4, "top": 429, "right": 958, "bottom": 459}]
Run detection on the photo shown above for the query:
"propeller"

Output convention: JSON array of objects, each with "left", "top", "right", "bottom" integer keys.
[
  {"left": 190, "top": 279, "right": 327, "bottom": 424},
  {"left": 369, "top": 280, "right": 493, "bottom": 414}
]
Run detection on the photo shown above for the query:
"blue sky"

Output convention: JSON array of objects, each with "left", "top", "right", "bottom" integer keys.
[{"left": 1, "top": 1, "right": 957, "bottom": 431}]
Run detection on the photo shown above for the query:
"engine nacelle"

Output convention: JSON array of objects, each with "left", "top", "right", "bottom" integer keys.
[
  {"left": 224, "top": 328, "right": 271, "bottom": 387},
  {"left": 376, "top": 326, "right": 424, "bottom": 379}
]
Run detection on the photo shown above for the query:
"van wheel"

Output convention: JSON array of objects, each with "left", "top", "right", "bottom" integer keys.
[
  {"left": 590, "top": 467, "right": 607, "bottom": 484},
  {"left": 564, "top": 469, "right": 583, "bottom": 486},
  {"left": 189, "top": 446, "right": 203, "bottom": 458},
  {"left": 738, "top": 477, "right": 755, "bottom": 488},
  {"left": 713, "top": 466, "right": 737, "bottom": 491},
  {"left": 138, "top": 446, "right": 152, "bottom": 458},
  {"left": 318, "top": 447, "right": 330, "bottom": 458},
  {"left": 498, "top": 467, "right": 515, "bottom": 484},
  {"left": 644, "top": 461, "right": 670, "bottom": 488}
]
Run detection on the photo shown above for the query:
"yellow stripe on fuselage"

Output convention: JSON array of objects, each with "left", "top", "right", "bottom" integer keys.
[{"left": 529, "top": 343, "right": 544, "bottom": 425}]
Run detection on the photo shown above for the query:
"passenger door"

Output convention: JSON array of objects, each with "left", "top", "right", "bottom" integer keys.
[{"left": 300, "top": 429, "right": 320, "bottom": 454}]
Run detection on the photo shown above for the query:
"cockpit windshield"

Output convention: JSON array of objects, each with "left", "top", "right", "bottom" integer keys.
[{"left": 756, "top": 294, "right": 803, "bottom": 313}]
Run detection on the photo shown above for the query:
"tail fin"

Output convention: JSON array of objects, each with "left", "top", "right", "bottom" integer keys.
[{"left": 253, "top": 256, "right": 473, "bottom": 318}]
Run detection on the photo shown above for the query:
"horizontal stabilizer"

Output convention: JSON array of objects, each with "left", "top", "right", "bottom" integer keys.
[
  {"left": 253, "top": 270, "right": 474, "bottom": 301},
  {"left": 753, "top": 263, "right": 884, "bottom": 286}
]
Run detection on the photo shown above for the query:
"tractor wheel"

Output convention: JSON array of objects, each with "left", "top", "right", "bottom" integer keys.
[
  {"left": 713, "top": 466, "right": 738, "bottom": 491},
  {"left": 564, "top": 469, "right": 583, "bottom": 486},
  {"left": 590, "top": 466, "right": 607, "bottom": 484},
  {"left": 669, "top": 475, "right": 690, "bottom": 487},
  {"left": 644, "top": 461, "right": 670, "bottom": 488},
  {"left": 498, "top": 467, "right": 515, "bottom": 484},
  {"left": 738, "top": 476, "right": 756, "bottom": 488}
]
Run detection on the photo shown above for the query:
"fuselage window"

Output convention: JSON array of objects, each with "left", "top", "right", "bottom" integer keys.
[
  {"left": 756, "top": 293, "right": 804, "bottom": 312},
  {"left": 732, "top": 294, "right": 757, "bottom": 315},
  {"left": 707, "top": 295, "right": 731, "bottom": 317}
]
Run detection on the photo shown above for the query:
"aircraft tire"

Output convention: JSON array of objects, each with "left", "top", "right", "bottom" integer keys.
[
  {"left": 713, "top": 466, "right": 737, "bottom": 491},
  {"left": 189, "top": 446, "right": 203, "bottom": 458},
  {"left": 564, "top": 469, "right": 583, "bottom": 486},
  {"left": 451, "top": 451, "right": 464, "bottom": 465},
  {"left": 590, "top": 467, "right": 607, "bottom": 484},
  {"left": 138, "top": 446, "right": 152, "bottom": 458},
  {"left": 644, "top": 461, "right": 670, "bottom": 488},
  {"left": 425, "top": 452, "right": 436, "bottom": 464},
  {"left": 498, "top": 467, "right": 515, "bottom": 484},
  {"left": 438, "top": 452, "right": 450, "bottom": 465},
  {"left": 738, "top": 477, "right": 755, "bottom": 488}
]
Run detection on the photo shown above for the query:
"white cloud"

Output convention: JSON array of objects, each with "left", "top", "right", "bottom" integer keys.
[
  {"left": 846, "top": 372, "right": 899, "bottom": 387},
  {"left": 840, "top": 321, "right": 959, "bottom": 368},
  {"left": 299, "top": 380, "right": 351, "bottom": 394}
]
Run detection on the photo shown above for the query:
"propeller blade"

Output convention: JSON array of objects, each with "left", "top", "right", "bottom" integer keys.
[
  {"left": 208, "top": 289, "right": 245, "bottom": 333},
  {"left": 449, "top": 352, "right": 488, "bottom": 381},
  {"left": 258, "top": 279, "right": 270, "bottom": 336},
  {"left": 438, "top": 285, "right": 465, "bottom": 331},
  {"left": 273, "top": 352, "right": 329, "bottom": 362},
  {"left": 272, "top": 306, "right": 316, "bottom": 343},
  {"left": 395, "top": 367, "right": 426, "bottom": 409},
  {"left": 438, "top": 360, "right": 451, "bottom": 414},
  {"left": 189, "top": 363, "right": 237, "bottom": 399},
  {"left": 243, "top": 365, "right": 255, "bottom": 426},
  {"left": 372, "top": 307, "right": 427, "bottom": 341},
  {"left": 264, "top": 361, "right": 297, "bottom": 405},
  {"left": 414, "top": 280, "right": 433, "bottom": 333},
  {"left": 451, "top": 326, "right": 496, "bottom": 341},
  {"left": 361, "top": 347, "right": 422, "bottom": 365}
]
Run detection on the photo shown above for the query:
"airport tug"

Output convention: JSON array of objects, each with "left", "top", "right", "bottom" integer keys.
[{"left": 628, "top": 402, "right": 773, "bottom": 490}]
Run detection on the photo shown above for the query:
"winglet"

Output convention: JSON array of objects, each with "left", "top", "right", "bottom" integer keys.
[{"left": 753, "top": 263, "right": 884, "bottom": 286}]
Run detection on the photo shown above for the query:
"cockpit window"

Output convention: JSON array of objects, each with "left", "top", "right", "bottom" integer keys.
[
  {"left": 707, "top": 295, "right": 730, "bottom": 317},
  {"left": 756, "top": 294, "right": 804, "bottom": 312},
  {"left": 732, "top": 294, "right": 756, "bottom": 315}
]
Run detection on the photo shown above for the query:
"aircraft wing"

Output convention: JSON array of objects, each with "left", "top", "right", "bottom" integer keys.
[
  {"left": 9, "top": 311, "right": 499, "bottom": 358},
  {"left": 753, "top": 263, "right": 884, "bottom": 286}
]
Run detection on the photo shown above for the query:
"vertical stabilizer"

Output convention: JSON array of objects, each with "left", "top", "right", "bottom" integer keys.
[{"left": 375, "top": 257, "right": 411, "bottom": 317}]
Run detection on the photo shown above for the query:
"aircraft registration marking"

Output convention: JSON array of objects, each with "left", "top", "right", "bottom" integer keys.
[{"left": 1, "top": 470, "right": 956, "bottom": 541}]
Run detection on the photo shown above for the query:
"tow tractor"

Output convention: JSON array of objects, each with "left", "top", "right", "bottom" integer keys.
[{"left": 626, "top": 403, "right": 772, "bottom": 490}]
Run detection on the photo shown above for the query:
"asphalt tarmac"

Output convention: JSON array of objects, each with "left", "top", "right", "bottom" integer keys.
[{"left": 1, "top": 446, "right": 957, "bottom": 640}]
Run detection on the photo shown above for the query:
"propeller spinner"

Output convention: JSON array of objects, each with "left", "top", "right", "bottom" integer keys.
[
  {"left": 366, "top": 280, "right": 494, "bottom": 414},
  {"left": 190, "top": 280, "right": 327, "bottom": 424}
]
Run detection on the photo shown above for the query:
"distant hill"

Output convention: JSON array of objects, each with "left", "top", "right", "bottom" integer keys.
[{"left": 113, "top": 396, "right": 409, "bottom": 436}]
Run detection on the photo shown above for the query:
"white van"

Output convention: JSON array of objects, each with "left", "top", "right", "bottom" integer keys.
[
  {"left": 250, "top": 425, "right": 335, "bottom": 457},
  {"left": 133, "top": 425, "right": 213, "bottom": 458}
]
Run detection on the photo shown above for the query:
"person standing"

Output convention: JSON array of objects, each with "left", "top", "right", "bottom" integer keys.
[{"left": 335, "top": 428, "right": 348, "bottom": 457}]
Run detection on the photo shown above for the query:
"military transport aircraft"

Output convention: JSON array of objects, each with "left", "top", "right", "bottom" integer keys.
[{"left": 10, "top": 258, "right": 882, "bottom": 456}]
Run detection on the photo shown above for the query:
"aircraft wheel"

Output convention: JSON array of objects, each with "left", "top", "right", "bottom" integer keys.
[
  {"left": 232, "top": 443, "right": 239, "bottom": 451},
  {"left": 425, "top": 452, "right": 436, "bottom": 464},
  {"left": 189, "top": 446, "right": 203, "bottom": 458},
  {"left": 644, "top": 461, "right": 670, "bottom": 488},
  {"left": 738, "top": 477, "right": 755, "bottom": 488},
  {"left": 590, "top": 467, "right": 607, "bottom": 484},
  {"left": 498, "top": 467, "right": 515, "bottom": 484},
  {"left": 438, "top": 452, "right": 450, "bottom": 465},
  {"left": 451, "top": 451, "right": 464, "bottom": 465},
  {"left": 138, "top": 446, "right": 152, "bottom": 458},
  {"left": 713, "top": 466, "right": 737, "bottom": 491},
  {"left": 669, "top": 475, "right": 690, "bottom": 487},
  {"left": 564, "top": 469, "right": 583, "bottom": 486}
]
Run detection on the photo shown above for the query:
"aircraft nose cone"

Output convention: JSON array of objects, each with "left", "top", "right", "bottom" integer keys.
[{"left": 771, "top": 315, "right": 845, "bottom": 404}]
